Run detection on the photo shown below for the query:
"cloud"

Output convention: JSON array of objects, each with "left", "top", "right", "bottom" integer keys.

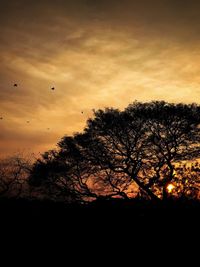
[{"left": 0, "top": 0, "right": 200, "bottom": 156}]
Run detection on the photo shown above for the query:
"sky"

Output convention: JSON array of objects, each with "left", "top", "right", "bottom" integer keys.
[{"left": 1, "top": 0, "right": 200, "bottom": 157}]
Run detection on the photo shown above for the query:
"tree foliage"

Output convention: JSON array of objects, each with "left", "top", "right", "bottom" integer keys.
[{"left": 29, "top": 101, "right": 200, "bottom": 202}]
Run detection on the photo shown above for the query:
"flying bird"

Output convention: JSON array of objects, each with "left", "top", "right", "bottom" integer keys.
[
  {"left": 51, "top": 87, "right": 55, "bottom": 90},
  {"left": 13, "top": 83, "right": 18, "bottom": 87}
]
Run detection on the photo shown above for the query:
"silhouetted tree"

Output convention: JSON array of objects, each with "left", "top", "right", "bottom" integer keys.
[
  {"left": 29, "top": 138, "right": 102, "bottom": 203},
  {"left": 75, "top": 108, "right": 154, "bottom": 199},
  {"left": 170, "top": 162, "right": 200, "bottom": 199},
  {"left": 0, "top": 156, "right": 31, "bottom": 198},
  {"left": 29, "top": 101, "right": 200, "bottom": 202},
  {"left": 126, "top": 101, "right": 200, "bottom": 199}
]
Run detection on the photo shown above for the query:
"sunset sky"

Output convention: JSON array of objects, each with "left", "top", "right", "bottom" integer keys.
[{"left": 1, "top": 0, "right": 200, "bottom": 157}]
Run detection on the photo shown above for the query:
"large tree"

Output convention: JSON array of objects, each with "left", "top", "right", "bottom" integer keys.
[{"left": 29, "top": 101, "right": 200, "bottom": 202}]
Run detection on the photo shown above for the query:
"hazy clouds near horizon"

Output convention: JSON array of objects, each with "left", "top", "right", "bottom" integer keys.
[{"left": 1, "top": 0, "right": 200, "bottom": 157}]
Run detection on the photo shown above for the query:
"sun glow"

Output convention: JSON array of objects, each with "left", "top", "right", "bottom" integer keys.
[{"left": 167, "top": 183, "right": 175, "bottom": 193}]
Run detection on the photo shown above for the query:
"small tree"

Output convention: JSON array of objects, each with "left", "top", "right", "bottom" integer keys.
[
  {"left": 171, "top": 162, "right": 200, "bottom": 199},
  {"left": 0, "top": 156, "right": 31, "bottom": 198}
]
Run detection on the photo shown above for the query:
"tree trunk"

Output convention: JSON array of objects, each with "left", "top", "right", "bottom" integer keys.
[{"left": 131, "top": 175, "right": 160, "bottom": 202}]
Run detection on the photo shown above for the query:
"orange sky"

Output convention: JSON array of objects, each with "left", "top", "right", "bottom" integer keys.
[{"left": 1, "top": 0, "right": 200, "bottom": 157}]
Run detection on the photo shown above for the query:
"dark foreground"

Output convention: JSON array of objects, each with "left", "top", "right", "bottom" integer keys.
[
  {"left": 0, "top": 198, "right": 199, "bottom": 258},
  {"left": 1, "top": 197, "right": 199, "bottom": 229}
]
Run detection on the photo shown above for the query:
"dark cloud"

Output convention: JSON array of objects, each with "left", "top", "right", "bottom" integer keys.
[
  {"left": 1, "top": 0, "right": 200, "bottom": 36},
  {"left": 1, "top": 0, "right": 200, "bottom": 61}
]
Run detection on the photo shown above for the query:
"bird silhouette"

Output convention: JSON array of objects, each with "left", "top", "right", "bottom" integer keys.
[
  {"left": 13, "top": 83, "right": 18, "bottom": 87},
  {"left": 51, "top": 87, "right": 55, "bottom": 90},
  {"left": 81, "top": 111, "right": 84, "bottom": 114}
]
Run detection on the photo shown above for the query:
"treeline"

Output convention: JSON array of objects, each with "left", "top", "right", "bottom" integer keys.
[{"left": 1, "top": 101, "right": 200, "bottom": 203}]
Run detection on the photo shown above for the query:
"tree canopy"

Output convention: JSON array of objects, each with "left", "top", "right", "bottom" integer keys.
[{"left": 29, "top": 101, "right": 200, "bottom": 202}]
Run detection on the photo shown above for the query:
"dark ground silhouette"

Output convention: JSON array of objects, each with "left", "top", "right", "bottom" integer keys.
[
  {"left": 0, "top": 196, "right": 199, "bottom": 258},
  {"left": 1, "top": 102, "right": 200, "bottom": 239},
  {"left": 1, "top": 197, "right": 199, "bottom": 229}
]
